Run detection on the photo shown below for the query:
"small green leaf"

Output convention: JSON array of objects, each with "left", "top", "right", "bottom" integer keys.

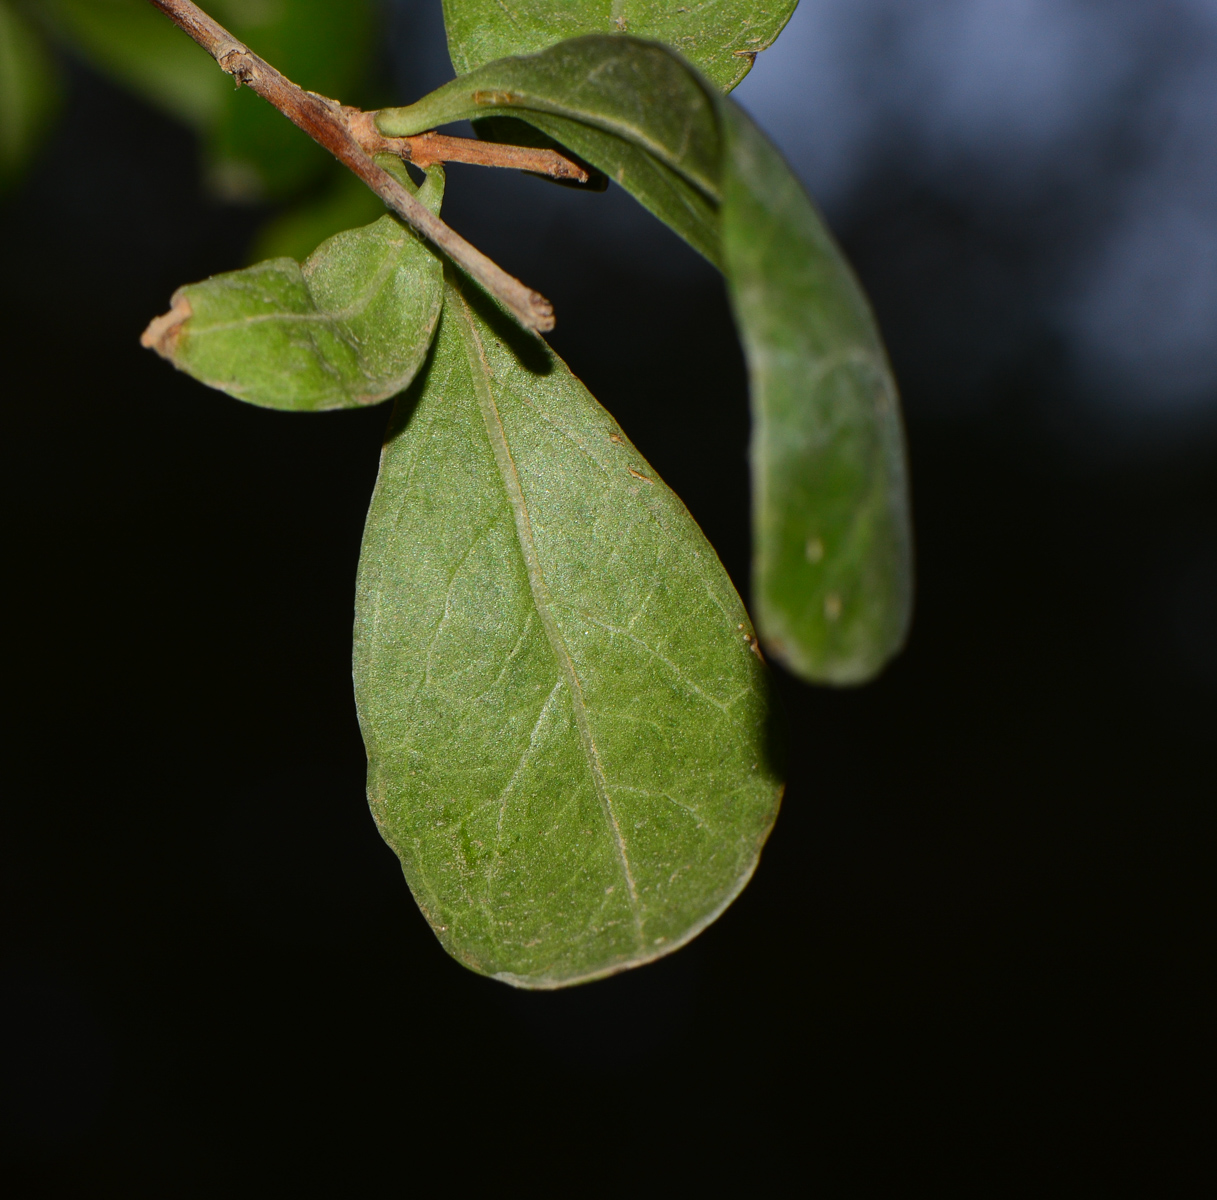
[
  {"left": 354, "top": 272, "right": 783, "bottom": 987},
  {"left": 381, "top": 37, "right": 914, "bottom": 682},
  {"left": 143, "top": 177, "right": 445, "bottom": 412},
  {"left": 440, "top": 0, "right": 798, "bottom": 92},
  {"left": 0, "top": 0, "right": 60, "bottom": 190}
]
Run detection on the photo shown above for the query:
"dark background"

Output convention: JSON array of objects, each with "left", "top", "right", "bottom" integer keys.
[{"left": 3, "top": 0, "right": 1212, "bottom": 1189}]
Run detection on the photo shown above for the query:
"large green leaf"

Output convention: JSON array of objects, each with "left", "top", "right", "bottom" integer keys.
[
  {"left": 379, "top": 37, "right": 913, "bottom": 682},
  {"left": 0, "top": 0, "right": 60, "bottom": 190},
  {"left": 440, "top": 0, "right": 799, "bottom": 92},
  {"left": 141, "top": 171, "right": 445, "bottom": 412},
  {"left": 354, "top": 271, "right": 782, "bottom": 987}
]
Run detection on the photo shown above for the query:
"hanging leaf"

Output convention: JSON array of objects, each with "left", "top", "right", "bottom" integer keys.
[
  {"left": 719, "top": 102, "right": 913, "bottom": 682},
  {"left": 354, "top": 272, "right": 783, "bottom": 987},
  {"left": 0, "top": 0, "right": 60, "bottom": 191},
  {"left": 141, "top": 170, "right": 446, "bottom": 412},
  {"left": 440, "top": 0, "right": 798, "bottom": 93},
  {"left": 379, "top": 36, "right": 913, "bottom": 682}
]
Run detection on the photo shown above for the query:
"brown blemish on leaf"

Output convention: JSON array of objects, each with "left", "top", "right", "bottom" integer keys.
[
  {"left": 627, "top": 467, "right": 653, "bottom": 483},
  {"left": 140, "top": 294, "right": 192, "bottom": 359},
  {"left": 473, "top": 89, "right": 525, "bottom": 107}
]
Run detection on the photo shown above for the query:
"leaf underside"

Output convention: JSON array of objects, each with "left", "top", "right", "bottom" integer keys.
[
  {"left": 354, "top": 273, "right": 783, "bottom": 988},
  {"left": 380, "top": 36, "right": 914, "bottom": 683},
  {"left": 143, "top": 213, "right": 444, "bottom": 412}
]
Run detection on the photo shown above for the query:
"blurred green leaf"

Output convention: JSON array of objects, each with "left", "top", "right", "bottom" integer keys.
[
  {"left": 354, "top": 270, "right": 783, "bottom": 986},
  {"left": 249, "top": 165, "right": 388, "bottom": 264},
  {"left": 142, "top": 169, "right": 445, "bottom": 412},
  {"left": 207, "top": 0, "right": 376, "bottom": 200},
  {"left": 41, "top": 0, "right": 226, "bottom": 128},
  {"left": 720, "top": 101, "right": 912, "bottom": 682},
  {"left": 0, "top": 0, "right": 60, "bottom": 189},
  {"left": 381, "top": 36, "right": 913, "bottom": 682},
  {"left": 42, "top": 0, "right": 376, "bottom": 199},
  {"left": 441, "top": 0, "right": 798, "bottom": 92}
]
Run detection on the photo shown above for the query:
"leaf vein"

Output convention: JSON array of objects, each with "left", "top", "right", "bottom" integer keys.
[{"left": 453, "top": 282, "right": 646, "bottom": 948}]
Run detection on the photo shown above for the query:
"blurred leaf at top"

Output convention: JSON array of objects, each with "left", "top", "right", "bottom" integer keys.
[
  {"left": 440, "top": 0, "right": 799, "bottom": 92},
  {"left": 382, "top": 35, "right": 913, "bottom": 683},
  {"left": 0, "top": 0, "right": 61, "bottom": 190},
  {"left": 39, "top": 0, "right": 375, "bottom": 200}
]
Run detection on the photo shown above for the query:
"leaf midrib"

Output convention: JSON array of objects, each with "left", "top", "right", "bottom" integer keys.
[
  {"left": 192, "top": 240, "right": 410, "bottom": 337},
  {"left": 450, "top": 283, "right": 645, "bottom": 948}
]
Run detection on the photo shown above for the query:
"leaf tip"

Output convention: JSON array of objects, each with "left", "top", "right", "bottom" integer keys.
[{"left": 140, "top": 294, "right": 192, "bottom": 358}]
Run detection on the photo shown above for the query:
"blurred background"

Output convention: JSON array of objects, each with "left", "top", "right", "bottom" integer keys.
[{"left": 1, "top": 0, "right": 1211, "bottom": 1188}]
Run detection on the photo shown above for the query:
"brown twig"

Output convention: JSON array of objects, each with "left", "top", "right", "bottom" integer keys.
[
  {"left": 147, "top": 0, "right": 555, "bottom": 332},
  {"left": 346, "top": 113, "right": 588, "bottom": 182}
]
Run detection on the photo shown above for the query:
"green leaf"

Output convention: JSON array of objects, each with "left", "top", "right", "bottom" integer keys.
[
  {"left": 719, "top": 102, "right": 913, "bottom": 683},
  {"left": 206, "top": 0, "right": 376, "bottom": 200},
  {"left": 142, "top": 172, "right": 445, "bottom": 412},
  {"left": 40, "top": 0, "right": 227, "bottom": 129},
  {"left": 440, "top": 0, "right": 799, "bottom": 92},
  {"left": 42, "top": 0, "right": 375, "bottom": 199},
  {"left": 0, "top": 0, "right": 60, "bottom": 190},
  {"left": 381, "top": 37, "right": 914, "bottom": 682},
  {"left": 354, "top": 272, "right": 783, "bottom": 987},
  {"left": 249, "top": 168, "right": 389, "bottom": 266}
]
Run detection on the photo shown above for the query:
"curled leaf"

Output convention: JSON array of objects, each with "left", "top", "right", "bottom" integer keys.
[
  {"left": 354, "top": 273, "right": 783, "bottom": 987},
  {"left": 719, "top": 102, "right": 913, "bottom": 682},
  {"left": 143, "top": 175, "right": 445, "bottom": 413}
]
